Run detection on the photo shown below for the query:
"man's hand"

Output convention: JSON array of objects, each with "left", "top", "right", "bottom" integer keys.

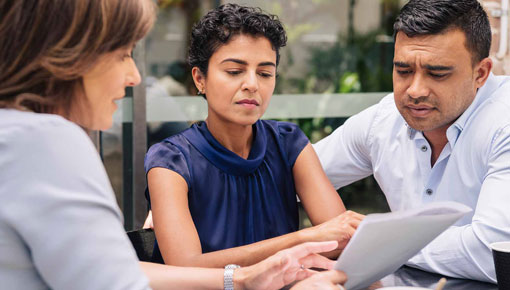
[{"left": 235, "top": 241, "right": 347, "bottom": 290}]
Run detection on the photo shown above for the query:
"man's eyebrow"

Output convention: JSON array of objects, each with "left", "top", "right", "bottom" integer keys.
[
  {"left": 220, "top": 59, "right": 276, "bottom": 67},
  {"left": 424, "top": 64, "right": 454, "bottom": 71},
  {"left": 393, "top": 61, "right": 454, "bottom": 71},
  {"left": 393, "top": 61, "right": 410, "bottom": 68}
]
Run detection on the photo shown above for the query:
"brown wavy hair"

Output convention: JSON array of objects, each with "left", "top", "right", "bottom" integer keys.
[{"left": 0, "top": 0, "right": 156, "bottom": 114}]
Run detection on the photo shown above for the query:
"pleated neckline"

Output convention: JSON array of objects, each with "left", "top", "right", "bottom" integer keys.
[{"left": 182, "top": 121, "right": 267, "bottom": 176}]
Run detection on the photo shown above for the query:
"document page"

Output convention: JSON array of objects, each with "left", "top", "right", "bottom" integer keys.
[{"left": 334, "top": 201, "right": 472, "bottom": 290}]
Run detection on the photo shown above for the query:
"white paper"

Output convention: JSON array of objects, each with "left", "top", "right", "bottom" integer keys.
[{"left": 334, "top": 201, "right": 472, "bottom": 290}]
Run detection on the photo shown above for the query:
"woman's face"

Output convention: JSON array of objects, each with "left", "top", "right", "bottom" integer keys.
[
  {"left": 78, "top": 46, "right": 141, "bottom": 130},
  {"left": 194, "top": 34, "right": 277, "bottom": 126}
]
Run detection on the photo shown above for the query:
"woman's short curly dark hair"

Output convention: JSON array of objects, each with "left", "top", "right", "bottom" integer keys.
[{"left": 188, "top": 3, "right": 287, "bottom": 76}]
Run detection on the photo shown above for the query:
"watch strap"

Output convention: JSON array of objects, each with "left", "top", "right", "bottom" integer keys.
[{"left": 224, "top": 264, "right": 240, "bottom": 290}]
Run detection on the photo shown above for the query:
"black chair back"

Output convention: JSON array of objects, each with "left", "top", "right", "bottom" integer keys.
[{"left": 126, "top": 229, "right": 157, "bottom": 262}]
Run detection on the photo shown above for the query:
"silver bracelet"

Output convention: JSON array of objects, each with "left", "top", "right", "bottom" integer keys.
[{"left": 224, "top": 264, "right": 241, "bottom": 290}]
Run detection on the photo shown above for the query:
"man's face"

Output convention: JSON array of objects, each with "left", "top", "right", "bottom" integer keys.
[{"left": 393, "top": 29, "right": 483, "bottom": 135}]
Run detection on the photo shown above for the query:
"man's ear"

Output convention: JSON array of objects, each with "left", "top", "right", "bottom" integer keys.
[
  {"left": 474, "top": 57, "right": 492, "bottom": 89},
  {"left": 191, "top": 67, "right": 206, "bottom": 94}
]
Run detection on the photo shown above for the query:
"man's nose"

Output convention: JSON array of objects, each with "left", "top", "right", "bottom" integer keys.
[{"left": 406, "top": 74, "right": 430, "bottom": 99}]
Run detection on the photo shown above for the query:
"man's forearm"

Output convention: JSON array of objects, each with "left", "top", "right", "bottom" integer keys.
[{"left": 406, "top": 225, "right": 496, "bottom": 283}]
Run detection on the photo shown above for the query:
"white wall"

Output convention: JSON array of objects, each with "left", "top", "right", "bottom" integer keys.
[{"left": 481, "top": 0, "right": 510, "bottom": 75}]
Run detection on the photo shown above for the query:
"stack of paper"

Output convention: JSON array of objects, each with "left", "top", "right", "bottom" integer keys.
[{"left": 334, "top": 201, "right": 472, "bottom": 290}]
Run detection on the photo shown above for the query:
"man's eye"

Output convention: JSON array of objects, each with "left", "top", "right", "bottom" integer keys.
[
  {"left": 396, "top": 70, "right": 412, "bottom": 75},
  {"left": 429, "top": 72, "right": 447, "bottom": 78},
  {"left": 258, "top": 72, "right": 273, "bottom": 78}
]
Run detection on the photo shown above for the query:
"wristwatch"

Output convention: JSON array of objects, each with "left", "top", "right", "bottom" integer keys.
[{"left": 224, "top": 264, "right": 241, "bottom": 290}]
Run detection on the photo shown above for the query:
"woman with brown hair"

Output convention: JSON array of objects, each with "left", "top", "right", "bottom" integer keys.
[{"left": 0, "top": 1, "right": 346, "bottom": 289}]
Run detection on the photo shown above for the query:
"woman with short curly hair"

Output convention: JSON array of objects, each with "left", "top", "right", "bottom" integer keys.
[{"left": 145, "top": 3, "right": 364, "bottom": 269}]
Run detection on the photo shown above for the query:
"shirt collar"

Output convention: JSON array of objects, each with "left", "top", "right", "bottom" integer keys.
[{"left": 406, "top": 123, "right": 418, "bottom": 140}]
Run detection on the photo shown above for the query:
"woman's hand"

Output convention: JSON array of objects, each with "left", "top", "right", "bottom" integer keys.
[
  {"left": 235, "top": 241, "right": 346, "bottom": 290},
  {"left": 292, "top": 144, "right": 365, "bottom": 252},
  {"left": 290, "top": 270, "right": 347, "bottom": 290},
  {"left": 305, "top": 210, "right": 365, "bottom": 250}
]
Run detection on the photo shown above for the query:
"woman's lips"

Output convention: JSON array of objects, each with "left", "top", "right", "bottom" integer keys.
[{"left": 236, "top": 99, "right": 259, "bottom": 108}]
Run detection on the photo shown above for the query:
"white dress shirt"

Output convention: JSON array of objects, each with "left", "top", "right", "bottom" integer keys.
[{"left": 313, "top": 73, "right": 510, "bottom": 283}]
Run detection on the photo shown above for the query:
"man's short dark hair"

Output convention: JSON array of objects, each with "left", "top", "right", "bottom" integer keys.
[
  {"left": 188, "top": 3, "right": 287, "bottom": 75},
  {"left": 393, "top": 0, "right": 491, "bottom": 62}
]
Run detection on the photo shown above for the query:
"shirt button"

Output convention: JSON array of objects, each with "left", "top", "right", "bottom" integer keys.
[
  {"left": 426, "top": 189, "right": 433, "bottom": 195},
  {"left": 421, "top": 145, "right": 428, "bottom": 152}
]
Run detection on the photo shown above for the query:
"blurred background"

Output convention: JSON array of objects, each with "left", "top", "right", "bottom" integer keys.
[{"left": 94, "top": 0, "right": 510, "bottom": 230}]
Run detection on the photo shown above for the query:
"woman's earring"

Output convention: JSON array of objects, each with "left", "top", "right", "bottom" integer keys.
[{"left": 197, "top": 87, "right": 206, "bottom": 99}]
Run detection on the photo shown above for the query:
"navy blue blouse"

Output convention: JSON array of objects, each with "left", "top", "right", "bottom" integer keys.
[{"left": 144, "top": 120, "right": 309, "bottom": 254}]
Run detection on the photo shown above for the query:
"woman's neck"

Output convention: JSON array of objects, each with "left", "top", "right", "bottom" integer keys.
[{"left": 205, "top": 116, "right": 254, "bottom": 159}]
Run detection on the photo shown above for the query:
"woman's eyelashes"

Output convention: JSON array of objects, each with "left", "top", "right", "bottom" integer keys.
[
  {"left": 120, "top": 49, "right": 133, "bottom": 61},
  {"left": 226, "top": 70, "right": 243, "bottom": 76},
  {"left": 258, "top": 71, "right": 273, "bottom": 78},
  {"left": 225, "top": 69, "right": 274, "bottom": 78}
]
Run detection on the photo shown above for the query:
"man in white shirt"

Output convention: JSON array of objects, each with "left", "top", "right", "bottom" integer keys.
[{"left": 314, "top": 0, "right": 510, "bottom": 283}]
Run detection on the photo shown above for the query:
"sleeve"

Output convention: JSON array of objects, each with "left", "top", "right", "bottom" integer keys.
[
  {"left": 407, "top": 125, "right": 510, "bottom": 283},
  {"left": 2, "top": 121, "right": 151, "bottom": 290},
  {"left": 144, "top": 141, "right": 191, "bottom": 188},
  {"left": 312, "top": 103, "right": 378, "bottom": 189},
  {"left": 277, "top": 121, "right": 310, "bottom": 168}
]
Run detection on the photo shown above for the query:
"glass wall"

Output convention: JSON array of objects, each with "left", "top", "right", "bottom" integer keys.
[{"left": 102, "top": 0, "right": 403, "bottom": 230}]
